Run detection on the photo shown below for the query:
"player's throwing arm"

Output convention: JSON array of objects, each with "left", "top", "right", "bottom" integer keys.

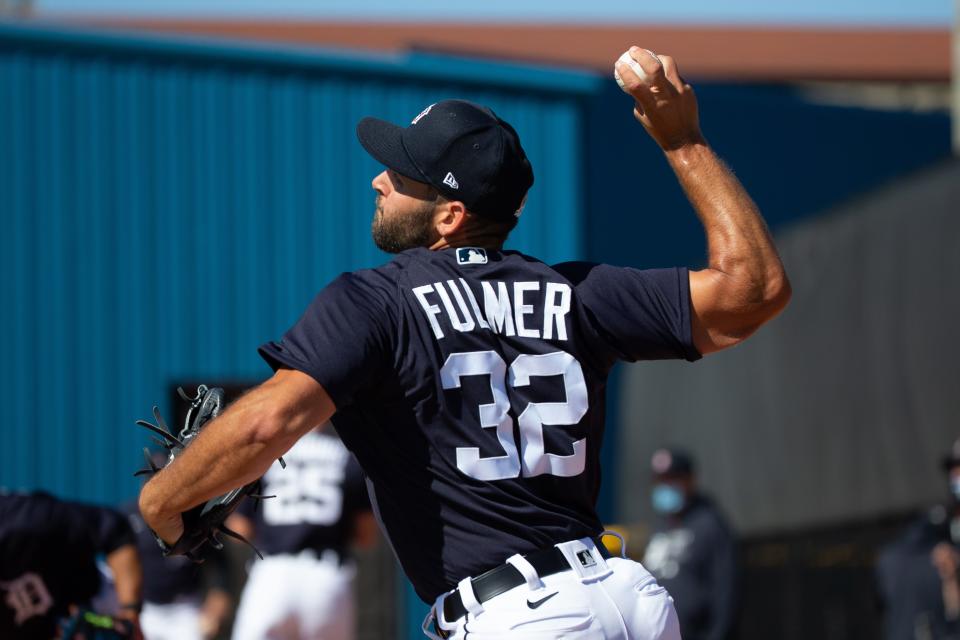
[{"left": 615, "top": 46, "right": 791, "bottom": 353}]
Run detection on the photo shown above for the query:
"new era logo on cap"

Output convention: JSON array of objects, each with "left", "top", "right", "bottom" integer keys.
[{"left": 443, "top": 172, "right": 459, "bottom": 189}]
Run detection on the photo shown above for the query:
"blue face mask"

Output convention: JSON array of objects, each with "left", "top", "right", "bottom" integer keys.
[{"left": 652, "top": 484, "right": 685, "bottom": 514}]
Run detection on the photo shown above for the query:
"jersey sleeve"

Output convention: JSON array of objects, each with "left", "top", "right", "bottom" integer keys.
[
  {"left": 558, "top": 262, "right": 701, "bottom": 363},
  {"left": 259, "top": 272, "right": 396, "bottom": 408},
  {"left": 62, "top": 501, "right": 136, "bottom": 554}
]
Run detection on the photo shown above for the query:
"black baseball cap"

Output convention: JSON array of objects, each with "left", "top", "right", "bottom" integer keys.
[
  {"left": 651, "top": 448, "right": 695, "bottom": 477},
  {"left": 356, "top": 99, "right": 534, "bottom": 221}
]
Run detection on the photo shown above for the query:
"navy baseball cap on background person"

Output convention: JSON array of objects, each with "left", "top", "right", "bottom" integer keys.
[
  {"left": 356, "top": 99, "right": 534, "bottom": 221},
  {"left": 651, "top": 448, "right": 696, "bottom": 477}
]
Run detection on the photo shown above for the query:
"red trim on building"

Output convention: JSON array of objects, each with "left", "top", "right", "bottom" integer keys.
[{"left": 56, "top": 19, "right": 950, "bottom": 81}]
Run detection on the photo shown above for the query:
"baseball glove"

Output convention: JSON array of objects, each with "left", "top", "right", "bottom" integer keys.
[{"left": 134, "top": 385, "right": 279, "bottom": 561}]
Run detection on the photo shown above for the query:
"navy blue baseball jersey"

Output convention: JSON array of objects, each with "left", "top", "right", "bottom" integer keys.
[
  {"left": 0, "top": 491, "right": 135, "bottom": 639},
  {"left": 260, "top": 247, "right": 699, "bottom": 602},
  {"left": 236, "top": 429, "right": 369, "bottom": 557}
]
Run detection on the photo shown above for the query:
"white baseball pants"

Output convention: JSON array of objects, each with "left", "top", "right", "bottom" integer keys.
[
  {"left": 424, "top": 537, "right": 681, "bottom": 640},
  {"left": 141, "top": 599, "right": 203, "bottom": 640},
  {"left": 232, "top": 551, "right": 356, "bottom": 640}
]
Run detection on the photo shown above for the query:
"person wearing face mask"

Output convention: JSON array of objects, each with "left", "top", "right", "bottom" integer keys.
[
  {"left": 642, "top": 449, "right": 739, "bottom": 640},
  {"left": 876, "top": 440, "right": 960, "bottom": 639}
]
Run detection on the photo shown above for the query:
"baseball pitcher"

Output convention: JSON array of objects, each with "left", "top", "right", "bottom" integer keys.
[{"left": 138, "top": 46, "right": 790, "bottom": 639}]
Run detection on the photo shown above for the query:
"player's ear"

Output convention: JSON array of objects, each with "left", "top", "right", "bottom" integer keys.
[{"left": 435, "top": 200, "right": 468, "bottom": 238}]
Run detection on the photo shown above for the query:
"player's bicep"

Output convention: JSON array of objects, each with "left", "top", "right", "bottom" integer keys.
[{"left": 689, "top": 267, "right": 769, "bottom": 355}]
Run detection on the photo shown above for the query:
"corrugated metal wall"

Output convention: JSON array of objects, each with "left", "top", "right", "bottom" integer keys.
[
  {"left": 0, "top": 24, "right": 598, "bottom": 504},
  {"left": 617, "top": 159, "right": 960, "bottom": 535}
]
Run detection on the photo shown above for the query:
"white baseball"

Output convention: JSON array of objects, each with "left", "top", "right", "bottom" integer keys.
[{"left": 613, "top": 49, "right": 658, "bottom": 92}]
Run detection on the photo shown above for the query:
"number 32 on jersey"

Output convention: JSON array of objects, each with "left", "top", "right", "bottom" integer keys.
[{"left": 440, "top": 350, "right": 588, "bottom": 481}]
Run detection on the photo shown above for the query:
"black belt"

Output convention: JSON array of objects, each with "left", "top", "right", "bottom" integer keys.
[{"left": 442, "top": 538, "right": 612, "bottom": 623}]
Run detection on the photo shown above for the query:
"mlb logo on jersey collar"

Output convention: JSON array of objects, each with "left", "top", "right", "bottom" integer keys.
[
  {"left": 576, "top": 550, "right": 597, "bottom": 568},
  {"left": 456, "top": 247, "right": 488, "bottom": 266}
]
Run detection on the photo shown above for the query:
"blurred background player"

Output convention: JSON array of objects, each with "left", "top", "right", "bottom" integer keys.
[
  {"left": 0, "top": 490, "right": 144, "bottom": 640},
  {"left": 227, "top": 423, "right": 376, "bottom": 640},
  {"left": 122, "top": 453, "right": 234, "bottom": 640},
  {"left": 642, "top": 449, "right": 739, "bottom": 640},
  {"left": 876, "top": 440, "right": 960, "bottom": 640}
]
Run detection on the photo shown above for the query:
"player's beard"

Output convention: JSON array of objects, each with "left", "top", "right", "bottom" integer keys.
[{"left": 371, "top": 196, "right": 437, "bottom": 253}]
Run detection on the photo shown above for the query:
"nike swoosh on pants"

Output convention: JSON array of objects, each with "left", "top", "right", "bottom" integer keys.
[{"left": 526, "top": 592, "right": 559, "bottom": 609}]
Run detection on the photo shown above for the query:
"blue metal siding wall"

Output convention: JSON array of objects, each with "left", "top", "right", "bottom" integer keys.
[
  {"left": 583, "top": 82, "right": 952, "bottom": 271},
  {"left": 0, "top": 25, "right": 596, "bottom": 504}
]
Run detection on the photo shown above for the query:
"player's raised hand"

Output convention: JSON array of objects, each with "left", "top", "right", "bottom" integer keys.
[{"left": 614, "top": 46, "right": 703, "bottom": 151}]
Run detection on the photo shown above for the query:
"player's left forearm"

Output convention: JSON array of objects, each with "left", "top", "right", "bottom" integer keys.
[
  {"left": 139, "top": 369, "right": 335, "bottom": 543},
  {"left": 139, "top": 396, "right": 280, "bottom": 541}
]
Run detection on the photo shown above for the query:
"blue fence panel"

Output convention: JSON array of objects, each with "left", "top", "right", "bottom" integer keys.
[{"left": 0, "top": 24, "right": 596, "bottom": 504}]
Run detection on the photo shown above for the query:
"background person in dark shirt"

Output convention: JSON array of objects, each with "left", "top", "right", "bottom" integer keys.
[
  {"left": 0, "top": 490, "right": 144, "bottom": 640},
  {"left": 227, "top": 424, "right": 376, "bottom": 640},
  {"left": 123, "top": 471, "right": 233, "bottom": 640},
  {"left": 876, "top": 440, "right": 960, "bottom": 640},
  {"left": 642, "top": 449, "right": 739, "bottom": 640}
]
